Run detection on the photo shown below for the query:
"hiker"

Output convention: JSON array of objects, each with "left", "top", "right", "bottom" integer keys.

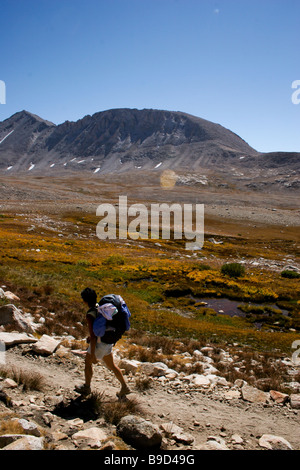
[{"left": 75, "top": 287, "right": 130, "bottom": 398}]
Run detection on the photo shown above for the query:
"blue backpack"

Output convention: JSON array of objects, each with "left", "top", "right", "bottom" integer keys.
[{"left": 93, "top": 294, "right": 131, "bottom": 344}]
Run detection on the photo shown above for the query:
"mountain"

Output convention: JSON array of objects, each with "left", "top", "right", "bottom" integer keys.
[
  {"left": 0, "top": 109, "right": 299, "bottom": 183},
  {"left": 0, "top": 111, "right": 55, "bottom": 170},
  {"left": 0, "top": 108, "right": 257, "bottom": 172}
]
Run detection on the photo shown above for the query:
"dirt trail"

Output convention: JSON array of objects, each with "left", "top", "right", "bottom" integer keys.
[{"left": 5, "top": 348, "right": 300, "bottom": 450}]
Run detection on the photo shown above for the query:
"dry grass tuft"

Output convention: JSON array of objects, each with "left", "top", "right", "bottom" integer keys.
[
  {"left": 0, "top": 365, "right": 44, "bottom": 391},
  {"left": 216, "top": 348, "right": 291, "bottom": 393},
  {"left": 0, "top": 419, "right": 25, "bottom": 436},
  {"left": 102, "top": 398, "right": 142, "bottom": 425},
  {"left": 87, "top": 391, "right": 143, "bottom": 426},
  {"left": 126, "top": 344, "right": 162, "bottom": 363},
  {"left": 134, "top": 375, "right": 152, "bottom": 391}
]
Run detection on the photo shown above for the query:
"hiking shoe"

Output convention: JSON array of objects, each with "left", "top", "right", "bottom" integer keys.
[
  {"left": 75, "top": 384, "right": 91, "bottom": 396},
  {"left": 117, "top": 386, "right": 131, "bottom": 399}
]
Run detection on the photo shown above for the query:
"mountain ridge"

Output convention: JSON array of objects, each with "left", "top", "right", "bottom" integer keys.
[{"left": 0, "top": 108, "right": 298, "bottom": 177}]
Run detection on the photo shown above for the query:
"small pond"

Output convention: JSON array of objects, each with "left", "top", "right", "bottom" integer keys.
[{"left": 190, "top": 296, "right": 288, "bottom": 318}]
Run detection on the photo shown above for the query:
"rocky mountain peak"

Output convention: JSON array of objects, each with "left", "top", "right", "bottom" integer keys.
[{"left": 0, "top": 108, "right": 299, "bottom": 183}]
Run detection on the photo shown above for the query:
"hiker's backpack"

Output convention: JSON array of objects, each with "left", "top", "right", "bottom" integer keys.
[{"left": 93, "top": 294, "right": 131, "bottom": 344}]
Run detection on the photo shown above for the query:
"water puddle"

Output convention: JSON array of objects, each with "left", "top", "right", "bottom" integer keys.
[
  {"left": 190, "top": 296, "right": 288, "bottom": 318},
  {"left": 194, "top": 297, "right": 245, "bottom": 317}
]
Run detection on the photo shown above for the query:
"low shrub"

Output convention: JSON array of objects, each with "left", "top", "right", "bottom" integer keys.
[
  {"left": 281, "top": 270, "right": 300, "bottom": 279},
  {"left": 221, "top": 262, "right": 245, "bottom": 278},
  {"left": 102, "top": 255, "right": 125, "bottom": 266}
]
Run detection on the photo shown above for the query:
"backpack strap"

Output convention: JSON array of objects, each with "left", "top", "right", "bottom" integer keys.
[{"left": 86, "top": 306, "right": 97, "bottom": 319}]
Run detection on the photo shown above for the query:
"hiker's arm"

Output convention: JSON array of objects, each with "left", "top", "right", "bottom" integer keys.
[{"left": 86, "top": 315, "right": 97, "bottom": 361}]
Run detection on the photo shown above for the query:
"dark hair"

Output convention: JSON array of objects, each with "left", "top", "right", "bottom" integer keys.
[{"left": 81, "top": 287, "right": 97, "bottom": 308}]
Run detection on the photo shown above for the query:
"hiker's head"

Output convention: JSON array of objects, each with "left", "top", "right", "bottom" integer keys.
[{"left": 81, "top": 287, "right": 97, "bottom": 308}]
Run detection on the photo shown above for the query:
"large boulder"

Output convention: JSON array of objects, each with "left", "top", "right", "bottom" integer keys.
[
  {"left": 0, "top": 304, "right": 33, "bottom": 333},
  {"left": 117, "top": 415, "right": 162, "bottom": 449}
]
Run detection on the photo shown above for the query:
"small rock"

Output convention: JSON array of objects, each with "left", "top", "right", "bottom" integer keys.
[
  {"left": 72, "top": 427, "right": 108, "bottom": 448},
  {"left": 11, "top": 418, "right": 41, "bottom": 437},
  {"left": 165, "top": 369, "right": 178, "bottom": 379},
  {"left": 234, "top": 379, "right": 246, "bottom": 388},
  {"left": 54, "top": 444, "right": 70, "bottom": 450},
  {"left": 153, "top": 362, "right": 170, "bottom": 376},
  {"left": 0, "top": 434, "right": 27, "bottom": 449},
  {"left": 11, "top": 399, "right": 26, "bottom": 407},
  {"left": 54, "top": 345, "right": 73, "bottom": 359},
  {"left": 3, "top": 291, "right": 20, "bottom": 301},
  {"left": 0, "top": 305, "right": 34, "bottom": 332},
  {"left": 2, "top": 435, "right": 45, "bottom": 450},
  {"left": 241, "top": 384, "right": 268, "bottom": 403},
  {"left": 206, "top": 374, "right": 228, "bottom": 387},
  {"left": 100, "top": 440, "right": 117, "bottom": 450},
  {"left": 0, "top": 387, "right": 12, "bottom": 407},
  {"left": 191, "top": 375, "right": 210, "bottom": 388},
  {"left": 269, "top": 390, "right": 289, "bottom": 405},
  {"left": 3, "top": 378, "right": 18, "bottom": 389},
  {"left": 283, "top": 265, "right": 299, "bottom": 273},
  {"left": 224, "top": 390, "right": 241, "bottom": 400},
  {"left": 139, "top": 362, "right": 169, "bottom": 377},
  {"left": 160, "top": 422, "right": 194, "bottom": 445},
  {"left": 138, "top": 362, "right": 157, "bottom": 376},
  {"left": 207, "top": 435, "right": 227, "bottom": 446},
  {"left": 117, "top": 415, "right": 162, "bottom": 449},
  {"left": 0, "top": 332, "right": 37, "bottom": 347},
  {"left": 231, "top": 434, "right": 244, "bottom": 444},
  {"left": 290, "top": 394, "right": 300, "bottom": 409},
  {"left": 197, "top": 436, "right": 229, "bottom": 450},
  {"left": 200, "top": 346, "right": 214, "bottom": 356},
  {"left": 42, "top": 412, "right": 55, "bottom": 426},
  {"left": 67, "top": 418, "right": 84, "bottom": 429},
  {"left": 208, "top": 238, "right": 223, "bottom": 245},
  {"left": 32, "top": 334, "right": 61, "bottom": 355},
  {"left": 51, "top": 431, "right": 68, "bottom": 441},
  {"left": 198, "top": 440, "right": 229, "bottom": 450},
  {"left": 119, "top": 358, "right": 140, "bottom": 374},
  {"left": 193, "top": 350, "right": 203, "bottom": 359},
  {"left": 203, "top": 364, "right": 219, "bottom": 375},
  {"left": 259, "top": 434, "right": 293, "bottom": 450}
]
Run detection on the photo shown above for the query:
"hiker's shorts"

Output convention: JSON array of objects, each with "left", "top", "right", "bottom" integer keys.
[{"left": 87, "top": 339, "right": 113, "bottom": 360}]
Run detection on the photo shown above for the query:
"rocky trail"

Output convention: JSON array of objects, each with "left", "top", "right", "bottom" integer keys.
[{"left": 1, "top": 331, "right": 299, "bottom": 451}]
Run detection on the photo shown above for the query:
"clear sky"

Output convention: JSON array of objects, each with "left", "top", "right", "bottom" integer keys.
[{"left": 0, "top": 0, "right": 299, "bottom": 152}]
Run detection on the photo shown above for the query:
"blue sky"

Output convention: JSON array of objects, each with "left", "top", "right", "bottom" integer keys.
[{"left": 0, "top": 0, "right": 299, "bottom": 152}]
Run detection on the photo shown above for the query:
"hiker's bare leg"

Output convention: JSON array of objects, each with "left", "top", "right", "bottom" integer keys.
[
  {"left": 85, "top": 353, "right": 94, "bottom": 387},
  {"left": 102, "top": 353, "right": 130, "bottom": 395}
]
